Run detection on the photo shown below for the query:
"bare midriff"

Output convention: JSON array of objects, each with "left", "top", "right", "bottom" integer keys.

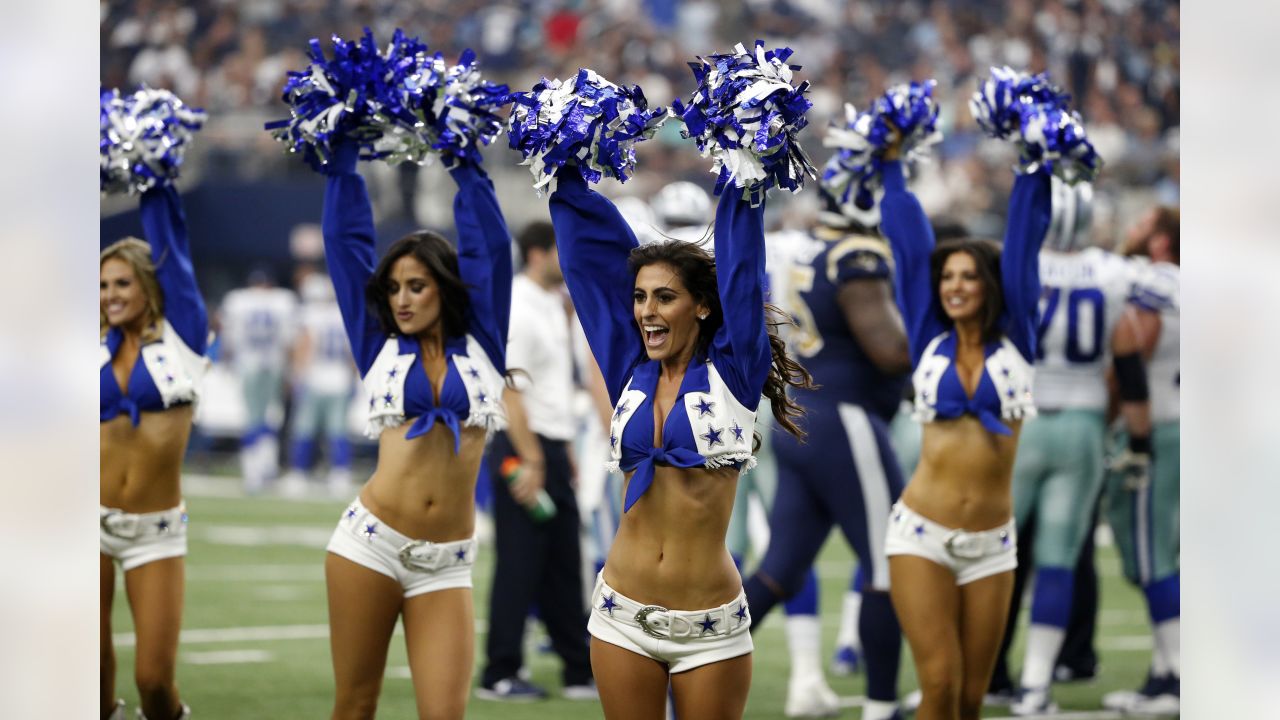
[
  {"left": 603, "top": 463, "right": 741, "bottom": 611},
  {"left": 100, "top": 406, "right": 194, "bottom": 512},
  {"left": 357, "top": 420, "right": 486, "bottom": 542},
  {"left": 900, "top": 414, "right": 1022, "bottom": 531}
]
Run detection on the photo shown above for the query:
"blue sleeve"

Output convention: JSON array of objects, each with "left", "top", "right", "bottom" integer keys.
[
  {"left": 710, "top": 190, "right": 771, "bottom": 407},
  {"left": 1000, "top": 169, "right": 1052, "bottom": 360},
  {"left": 880, "top": 160, "right": 942, "bottom": 365},
  {"left": 320, "top": 142, "right": 387, "bottom": 377},
  {"left": 139, "top": 185, "right": 208, "bottom": 354},
  {"left": 548, "top": 166, "right": 643, "bottom": 404},
  {"left": 450, "top": 160, "right": 513, "bottom": 374}
]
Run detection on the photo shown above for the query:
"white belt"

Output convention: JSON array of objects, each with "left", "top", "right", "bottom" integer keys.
[
  {"left": 892, "top": 502, "right": 1014, "bottom": 560},
  {"left": 100, "top": 505, "right": 188, "bottom": 540},
  {"left": 340, "top": 501, "right": 476, "bottom": 573},
  {"left": 592, "top": 575, "right": 751, "bottom": 640}
]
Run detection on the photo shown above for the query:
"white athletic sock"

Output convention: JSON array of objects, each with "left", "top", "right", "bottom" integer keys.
[
  {"left": 862, "top": 698, "right": 898, "bottom": 720},
  {"left": 1019, "top": 624, "right": 1066, "bottom": 690},
  {"left": 836, "top": 590, "right": 862, "bottom": 648},
  {"left": 785, "top": 615, "right": 824, "bottom": 679},
  {"left": 1149, "top": 644, "right": 1170, "bottom": 678},
  {"left": 1154, "top": 618, "right": 1180, "bottom": 677}
]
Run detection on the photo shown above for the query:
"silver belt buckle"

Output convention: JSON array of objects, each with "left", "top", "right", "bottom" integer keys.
[
  {"left": 635, "top": 605, "right": 670, "bottom": 639},
  {"left": 398, "top": 540, "right": 441, "bottom": 572},
  {"left": 101, "top": 511, "right": 140, "bottom": 540},
  {"left": 943, "top": 530, "right": 986, "bottom": 560}
]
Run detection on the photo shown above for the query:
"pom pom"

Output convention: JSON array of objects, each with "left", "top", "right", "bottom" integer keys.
[
  {"left": 426, "top": 49, "right": 510, "bottom": 166},
  {"left": 507, "top": 69, "right": 669, "bottom": 193},
  {"left": 266, "top": 28, "right": 509, "bottom": 167},
  {"left": 821, "top": 81, "right": 942, "bottom": 225},
  {"left": 970, "top": 67, "right": 1101, "bottom": 183},
  {"left": 100, "top": 86, "right": 207, "bottom": 195},
  {"left": 672, "top": 41, "right": 817, "bottom": 206}
]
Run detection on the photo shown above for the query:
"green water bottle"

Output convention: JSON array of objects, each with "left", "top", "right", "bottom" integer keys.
[{"left": 500, "top": 456, "right": 557, "bottom": 522}]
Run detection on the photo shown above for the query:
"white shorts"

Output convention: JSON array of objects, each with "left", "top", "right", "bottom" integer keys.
[
  {"left": 100, "top": 504, "right": 188, "bottom": 572},
  {"left": 885, "top": 501, "right": 1017, "bottom": 586},
  {"left": 326, "top": 498, "right": 476, "bottom": 598},
  {"left": 586, "top": 573, "right": 753, "bottom": 674}
]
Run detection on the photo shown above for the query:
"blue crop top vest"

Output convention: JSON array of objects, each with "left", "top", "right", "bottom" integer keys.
[
  {"left": 321, "top": 142, "right": 511, "bottom": 450},
  {"left": 100, "top": 186, "right": 210, "bottom": 425},
  {"left": 549, "top": 166, "right": 772, "bottom": 512},
  {"left": 879, "top": 160, "right": 1051, "bottom": 435}
]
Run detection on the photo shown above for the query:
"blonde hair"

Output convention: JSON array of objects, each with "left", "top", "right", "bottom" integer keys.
[{"left": 100, "top": 237, "right": 164, "bottom": 343}]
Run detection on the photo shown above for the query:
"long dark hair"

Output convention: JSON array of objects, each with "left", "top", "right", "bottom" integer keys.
[
  {"left": 366, "top": 231, "right": 470, "bottom": 338},
  {"left": 929, "top": 238, "right": 1005, "bottom": 343},
  {"left": 627, "top": 241, "right": 814, "bottom": 443}
]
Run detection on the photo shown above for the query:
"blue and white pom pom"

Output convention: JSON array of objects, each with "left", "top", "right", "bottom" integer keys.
[
  {"left": 267, "top": 29, "right": 509, "bottom": 167},
  {"left": 507, "top": 69, "right": 669, "bottom": 193},
  {"left": 100, "top": 87, "right": 207, "bottom": 195},
  {"left": 821, "top": 81, "right": 942, "bottom": 226},
  {"left": 970, "top": 67, "right": 1100, "bottom": 183},
  {"left": 672, "top": 41, "right": 816, "bottom": 206}
]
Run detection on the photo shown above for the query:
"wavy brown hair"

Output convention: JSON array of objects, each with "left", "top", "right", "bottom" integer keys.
[
  {"left": 366, "top": 231, "right": 470, "bottom": 339},
  {"left": 100, "top": 237, "right": 164, "bottom": 344},
  {"left": 627, "top": 240, "right": 814, "bottom": 445}
]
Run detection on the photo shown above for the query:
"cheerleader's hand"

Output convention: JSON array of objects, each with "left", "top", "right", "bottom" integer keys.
[{"left": 881, "top": 120, "right": 904, "bottom": 162}]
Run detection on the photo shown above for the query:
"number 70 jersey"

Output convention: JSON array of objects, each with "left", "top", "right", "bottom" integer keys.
[{"left": 1034, "top": 248, "right": 1143, "bottom": 411}]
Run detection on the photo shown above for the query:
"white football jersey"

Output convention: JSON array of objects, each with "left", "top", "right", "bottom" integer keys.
[
  {"left": 1033, "top": 248, "right": 1137, "bottom": 410},
  {"left": 299, "top": 301, "right": 354, "bottom": 395},
  {"left": 764, "top": 228, "right": 823, "bottom": 348},
  {"left": 221, "top": 287, "right": 298, "bottom": 373},
  {"left": 1143, "top": 262, "right": 1180, "bottom": 422}
]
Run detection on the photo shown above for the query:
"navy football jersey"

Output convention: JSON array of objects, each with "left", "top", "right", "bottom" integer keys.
[{"left": 768, "top": 226, "right": 908, "bottom": 421}]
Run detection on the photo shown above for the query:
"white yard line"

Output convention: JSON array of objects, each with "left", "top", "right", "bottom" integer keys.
[
  {"left": 184, "top": 649, "right": 274, "bottom": 665},
  {"left": 114, "top": 620, "right": 490, "bottom": 648}
]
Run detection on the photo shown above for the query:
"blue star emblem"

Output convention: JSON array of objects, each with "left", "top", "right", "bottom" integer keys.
[
  {"left": 609, "top": 433, "right": 617, "bottom": 447},
  {"left": 600, "top": 593, "right": 618, "bottom": 616},
  {"left": 455, "top": 548, "right": 467, "bottom": 562},
  {"left": 383, "top": 392, "right": 394, "bottom": 407},
  {"left": 613, "top": 400, "right": 630, "bottom": 421},
  {"left": 477, "top": 391, "right": 488, "bottom": 404},
  {"left": 363, "top": 522, "right": 378, "bottom": 540},
  {"left": 180, "top": 512, "right": 189, "bottom": 524},
  {"left": 468, "top": 367, "right": 481, "bottom": 380},
  {"left": 1000, "top": 366, "right": 1011, "bottom": 377},
  {"left": 165, "top": 374, "right": 175, "bottom": 384},
  {"left": 1000, "top": 532, "right": 1011, "bottom": 547},
  {"left": 923, "top": 368, "right": 932, "bottom": 378},
  {"left": 894, "top": 511, "right": 903, "bottom": 522},
  {"left": 730, "top": 421, "right": 744, "bottom": 443},
  {"left": 345, "top": 507, "right": 357, "bottom": 519},
  {"left": 698, "top": 614, "right": 719, "bottom": 634},
  {"left": 700, "top": 425, "right": 724, "bottom": 448},
  {"left": 694, "top": 398, "right": 715, "bottom": 417},
  {"left": 156, "top": 518, "right": 170, "bottom": 532},
  {"left": 156, "top": 354, "right": 166, "bottom": 365},
  {"left": 1006, "top": 387, "right": 1015, "bottom": 398},
  {"left": 387, "top": 367, "right": 398, "bottom": 379},
  {"left": 368, "top": 396, "right": 376, "bottom": 410},
  {"left": 914, "top": 523, "right": 925, "bottom": 538},
  {"left": 734, "top": 603, "right": 748, "bottom": 624}
]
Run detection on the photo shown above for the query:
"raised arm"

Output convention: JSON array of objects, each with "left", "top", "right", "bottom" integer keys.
[
  {"left": 320, "top": 141, "right": 386, "bottom": 376},
  {"left": 139, "top": 185, "right": 208, "bottom": 353},
  {"left": 450, "top": 159, "right": 513, "bottom": 374},
  {"left": 710, "top": 190, "right": 771, "bottom": 405},
  {"left": 879, "top": 160, "right": 942, "bottom": 365},
  {"left": 548, "top": 166, "right": 643, "bottom": 404},
  {"left": 1000, "top": 168, "right": 1052, "bottom": 360}
]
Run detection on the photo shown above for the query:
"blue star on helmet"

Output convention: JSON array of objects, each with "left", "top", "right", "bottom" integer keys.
[
  {"left": 455, "top": 548, "right": 467, "bottom": 562},
  {"left": 383, "top": 392, "right": 395, "bottom": 407},
  {"left": 694, "top": 398, "right": 715, "bottom": 418},
  {"left": 734, "top": 603, "right": 749, "bottom": 624},
  {"left": 600, "top": 593, "right": 618, "bottom": 616},
  {"left": 156, "top": 518, "right": 170, "bottom": 532},
  {"left": 613, "top": 400, "right": 630, "bottom": 421},
  {"left": 363, "top": 522, "right": 378, "bottom": 540},
  {"left": 698, "top": 614, "right": 719, "bottom": 634},
  {"left": 730, "top": 421, "right": 745, "bottom": 443},
  {"left": 700, "top": 425, "right": 724, "bottom": 449}
]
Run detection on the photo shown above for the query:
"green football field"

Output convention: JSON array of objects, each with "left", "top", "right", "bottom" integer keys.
[{"left": 107, "top": 478, "right": 1166, "bottom": 719}]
